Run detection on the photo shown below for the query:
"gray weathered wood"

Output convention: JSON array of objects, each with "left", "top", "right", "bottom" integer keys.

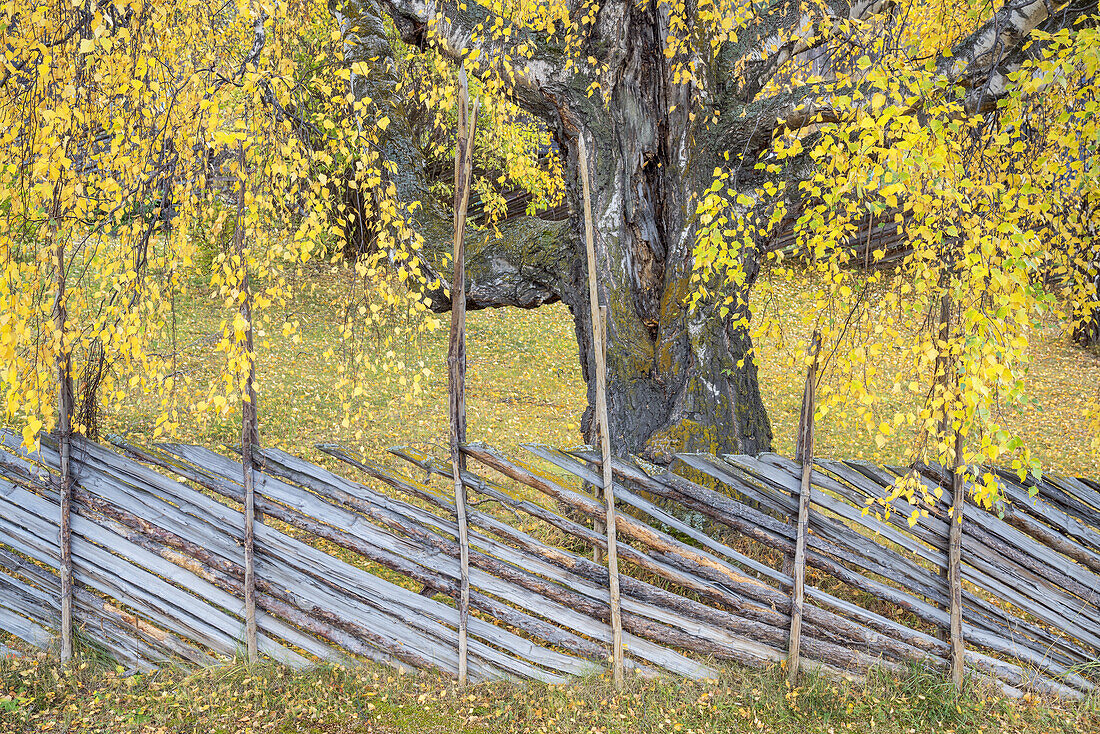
[
  {"left": 738, "top": 454, "right": 1100, "bottom": 656},
  {"left": 626, "top": 456, "right": 1089, "bottom": 692},
  {"left": 265, "top": 447, "right": 713, "bottom": 678},
  {"left": 234, "top": 136, "right": 260, "bottom": 665},
  {"left": 3, "top": 428, "right": 1096, "bottom": 697},
  {"left": 158, "top": 444, "right": 592, "bottom": 681},
  {"left": 0, "top": 603, "right": 53, "bottom": 649},
  {"left": 579, "top": 131, "right": 623, "bottom": 686},
  {"left": 0, "top": 481, "right": 310, "bottom": 667},
  {"left": 949, "top": 440, "right": 965, "bottom": 689},
  {"left": 0, "top": 546, "right": 215, "bottom": 669},
  {"left": 52, "top": 226, "right": 75, "bottom": 666},
  {"left": 448, "top": 66, "right": 478, "bottom": 688},
  {"left": 788, "top": 332, "right": 819, "bottom": 682},
  {"left": 483, "top": 446, "right": 1084, "bottom": 695},
  {"left": 991, "top": 469, "right": 1100, "bottom": 567},
  {"left": 470, "top": 444, "right": 933, "bottom": 673},
  {"left": 831, "top": 459, "right": 1095, "bottom": 666}
]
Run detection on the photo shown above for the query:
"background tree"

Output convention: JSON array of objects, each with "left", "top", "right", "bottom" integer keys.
[
  {"left": 5, "top": 0, "right": 1098, "bottom": 479},
  {"left": 336, "top": 0, "right": 1100, "bottom": 464}
]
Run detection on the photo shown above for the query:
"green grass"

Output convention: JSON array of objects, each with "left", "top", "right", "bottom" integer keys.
[{"left": 1, "top": 653, "right": 1096, "bottom": 734}]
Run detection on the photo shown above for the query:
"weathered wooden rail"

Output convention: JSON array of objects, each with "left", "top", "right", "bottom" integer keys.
[{"left": 1, "top": 428, "right": 1098, "bottom": 699}]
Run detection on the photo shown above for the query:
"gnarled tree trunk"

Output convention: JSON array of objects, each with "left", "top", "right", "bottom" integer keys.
[{"left": 542, "top": 9, "right": 773, "bottom": 460}]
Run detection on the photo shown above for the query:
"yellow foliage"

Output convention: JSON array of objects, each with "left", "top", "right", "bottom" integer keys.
[{"left": 692, "top": 6, "right": 1100, "bottom": 510}]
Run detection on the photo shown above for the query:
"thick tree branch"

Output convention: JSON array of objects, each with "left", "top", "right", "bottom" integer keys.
[
  {"left": 368, "top": 0, "right": 570, "bottom": 117},
  {"left": 418, "top": 218, "right": 572, "bottom": 312},
  {"left": 960, "top": 0, "right": 1098, "bottom": 113},
  {"left": 728, "top": 1, "right": 897, "bottom": 105},
  {"left": 736, "top": 0, "right": 1096, "bottom": 158},
  {"left": 335, "top": 0, "right": 575, "bottom": 312},
  {"left": 940, "top": 0, "right": 1059, "bottom": 79}
]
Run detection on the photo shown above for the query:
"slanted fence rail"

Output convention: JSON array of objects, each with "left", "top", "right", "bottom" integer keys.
[{"left": 1, "top": 429, "right": 1098, "bottom": 698}]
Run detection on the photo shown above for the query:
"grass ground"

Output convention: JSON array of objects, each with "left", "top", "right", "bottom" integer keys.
[
  {"left": 98, "top": 263, "right": 1100, "bottom": 478},
  {"left": 1, "top": 652, "right": 1097, "bottom": 734},
  {"left": 101, "top": 265, "right": 587, "bottom": 467}
]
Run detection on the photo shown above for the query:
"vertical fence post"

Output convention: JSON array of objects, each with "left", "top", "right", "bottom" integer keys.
[
  {"left": 787, "top": 330, "right": 820, "bottom": 684},
  {"left": 599, "top": 307, "right": 624, "bottom": 688},
  {"left": 578, "top": 135, "right": 624, "bottom": 688},
  {"left": 935, "top": 290, "right": 952, "bottom": 641},
  {"left": 53, "top": 201, "right": 74, "bottom": 664},
  {"left": 449, "top": 67, "right": 477, "bottom": 688},
  {"left": 935, "top": 277, "right": 965, "bottom": 688},
  {"left": 234, "top": 139, "right": 260, "bottom": 664},
  {"left": 949, "top": 429, "right": 966, "bottom": 689}
]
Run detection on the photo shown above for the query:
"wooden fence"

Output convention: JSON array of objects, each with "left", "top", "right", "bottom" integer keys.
[{"left": 1, "top": 429, "right": 1098, "bottom": 699}]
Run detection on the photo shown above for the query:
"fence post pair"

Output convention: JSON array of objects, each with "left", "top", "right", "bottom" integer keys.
[
  {"left": 938, "top": 290, "right": 966, "bottom": 690},
  {"left": 443, "top": 87, "right": 626, "bottom": 687},
  {"left": 49, "top": 151, "right": 262, "bottom": 667},
  {"left": 784, "top": 327, "right": 966, "bottom": 689},
  {"left": 787, "top": 330, "right": 820, "bottom": 683}
]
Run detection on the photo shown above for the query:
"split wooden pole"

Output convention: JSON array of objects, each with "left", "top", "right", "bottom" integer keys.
[
  {"left": 787, "top": 329, "right": 820, "bottom": 683},
  {"left": 577, "top": 134, "right": 624, "bottom": 688},
  {"left": 949, "top": 428, "right": 966, "bottom": 689},
  {"left": 936, "top": 279, "right": 965, "bottom": 688},
  {"left": 52, "top": 198, "right": 74, "bottom": 664},
  {"left": 448, "top": 67, "right": 477, "bottom": 688},
  {"left": 234, "top": 139, "right": 260, "bottom": 663}
]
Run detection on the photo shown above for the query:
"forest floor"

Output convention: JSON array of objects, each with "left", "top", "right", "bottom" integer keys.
[{"left": 3, "top": 263, "right": 1099, "bottom": 733}]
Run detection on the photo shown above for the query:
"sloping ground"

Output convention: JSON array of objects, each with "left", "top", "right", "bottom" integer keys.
[{"left": 1, "top": 430, "right": 1098, "bottom": 703}]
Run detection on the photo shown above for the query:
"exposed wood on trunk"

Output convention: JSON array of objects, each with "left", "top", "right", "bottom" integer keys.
[
  {"left": 788, "top": 331, "right": 820, "bottom": 682},
  {"left": 448, "top": 67, "right": 477, "bottom": 688}
]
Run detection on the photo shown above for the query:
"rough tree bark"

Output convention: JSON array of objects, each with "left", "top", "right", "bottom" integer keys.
[{"left": 340, "top": 0, "right": 1094, "bottom": 460}]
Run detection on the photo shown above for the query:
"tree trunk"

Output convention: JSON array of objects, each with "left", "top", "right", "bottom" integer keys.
[
  {"left": 544, "top": 9, "right": 772, "bottom": 461},
  {"left": 333, "top": 0, "right": 1100, "bottom": 460}
]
